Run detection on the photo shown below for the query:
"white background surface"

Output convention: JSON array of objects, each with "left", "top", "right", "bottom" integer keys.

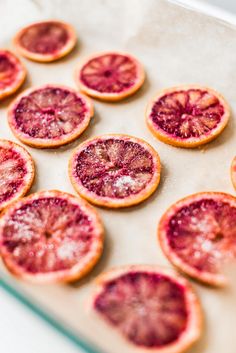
[
  {"left": 0, "top": 1, "right": 235, "bottom": 353},
  {"left": 205, "top": 0, "right": 236, "bottom": 12}
]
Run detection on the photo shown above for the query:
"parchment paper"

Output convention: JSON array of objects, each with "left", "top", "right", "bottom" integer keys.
[{"left": 1, "top": 0, "right": 236, "bottom": 352}]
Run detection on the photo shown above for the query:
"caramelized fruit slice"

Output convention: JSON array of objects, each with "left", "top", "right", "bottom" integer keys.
[
  {"left": 69, "top": 134, "right": 161, "bottom": 208},
  {"left": 92, "top": 265, "right": 202, "bottom": 352},
  {"left": 0, "top": 50, "right": 26, "bottom": 100},
  {"left": 146, "top": 85, "right": 230, "bottom": 147},
  {"left": 8, "top": 85, "right": 93, "bottom": 148},
  {"left": 14, "top": 20, "right": 76, "bottom": 62},
  {"left": 0, "top": 139, "right": 34, "bottom": 211},
  {"left": 0, "top": 190, "right": 104, "bottom": 283},
  {"left": 75, "top": 52, "right": 145, "bottom": 101},
  {"left": 158, "top": 192, "right": 236, "bottom": 285}
]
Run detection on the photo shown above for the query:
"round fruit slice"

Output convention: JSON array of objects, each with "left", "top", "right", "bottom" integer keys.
[
  {"left": 146, "top": 85, "right": 230, "bottom": 148},
  {"left": 14, "top": 20, "right": 76, "bottom": 62},
  {"left": 0, "top": 50, "right": 26, "bottom": 100},
  {"left": 231, "top": 156, "right": 236, "bottom": 190},
  {"left": 0, "top": 190, "right": 104, "bottom": 283},
  {"left": 158, "top": 192, "right": 236, "bottom": 286},
  {"left": 91, "top": 265, "right": 202, "bottom": 352},
  {"left": 0, "top": 140, "right": 34, "bottom": 211},
  {"left": 8, "top": 84, "right": 93, "bottom": 148},
  {"left": 69, "top": 134, "right": 161, "bottom": 208},
  {"left": 75, "top": 52, "right": 145, "bottom": 101}
]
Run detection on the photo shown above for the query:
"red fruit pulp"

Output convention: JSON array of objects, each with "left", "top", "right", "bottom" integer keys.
[
  {"left": 0, "top": 52, "right": 19, "bottom": 90},
  {"left": 18, "top": 22, "right": 69, "bottom": 55},
  {"left": 80, "top": 54, "right": 138, "bottom": 93},
  {"left": 1, "top": 197, "right": 95, "bottom": 273},
  {"left": 94, "top": 271, "right": 188, "bottom": 348},
  {"left": 150, "top": 89, "right": 224, "bottom": 139},
  {"left": 13, "top": 87, "right": 88, "bottom": 139},
  {"left": 166, "top": 198, "right": 236, "bottom": 274},
  {"left": 75, "top": 138, "right": 154, "bottom": 198},
  {"left": 0, "top": 146, "right": 27, "bottom": 204}
]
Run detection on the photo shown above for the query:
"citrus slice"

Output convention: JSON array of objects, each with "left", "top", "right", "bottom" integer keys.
[
  {"left": 69, "top": 134, "right": 161, "bottom": 208},
  {"left": 158, "top": 192, "right": 236, "bottom": 286},
  {"left": 0, "top": 50, "right": 26, "bottom": 100},
  {"left": 0, "top": 139, "right": 34, "bottom": 211},
  {"left": 8, "top": 84, "right": 93, "bottom": 148},
  {"left": 91, "top": 265, "right": 202, "bottom": 352},
  {"left": 0, "top": 190, "right": 104, "bottom": 283},
  {"left": 14, "top": 20, "right": 76, "bottom": 62},
  {"left": 75, "top": 52, "right": 145, "bottom": 101},
  {"left": 146, "top": 85, "right": 230, "bottom": 147},
  {"left": 231, "top": 156, "right": 236, "bottom": 190}
]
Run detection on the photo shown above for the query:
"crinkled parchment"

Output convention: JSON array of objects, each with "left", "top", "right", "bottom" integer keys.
[{"left": 1, "top": 0, "right": 236, "bottom": 352}]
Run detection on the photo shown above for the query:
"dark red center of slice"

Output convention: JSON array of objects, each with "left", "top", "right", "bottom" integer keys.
[
  {"left": 167, "top": 198, "right": 236, "bottom": 274},
  {"left": 80, "top": 54, "right": 138, "bottom": 93},
  {"left": 94, "top": 271, "right": 188, "bottom": 348},
  {"left": 13, "top": 87, "right": 88, "bottom": 139},
  {"left": 19, "top": 22, "right": 69, "bottom": 55},
  {"left": 1, "top": 197, "right": 95, "bottom": 273},
  {"left": 74, "top": 138, "right": 154, "bottom": 199},
  {"left": 0, "top": 52, "right": 19, "bottom": 90},
  {"left": 150, "top": 89, "right": 225, "bottom": 139},
  {"left": 0, "top": 146, "right": 27, "bottom": 205}
]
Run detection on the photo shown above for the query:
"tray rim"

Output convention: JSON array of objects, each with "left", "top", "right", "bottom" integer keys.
[{"left": 1, "top": 1, "right": 236, "bottom": 352}]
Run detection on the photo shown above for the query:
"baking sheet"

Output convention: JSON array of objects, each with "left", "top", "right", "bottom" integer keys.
[{"left": 1, "top": 0, "right": 236, "bottom": 352}]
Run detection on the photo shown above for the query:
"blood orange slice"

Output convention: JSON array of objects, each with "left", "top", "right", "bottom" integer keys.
[
  {"left": 146, "top": 85, "right": 230, "bottom": 148},
  {"left": 75, "top": 52, "right": 145, "bottom": 101},
  {"left": 69, "top": 134, "right": 161, "bottom": 208},
  {"left": 158, "top": 192, "right": 236, "bottom": 286},
  {"left": 0, "top": 50, "right": 26, "bottom": 100},
  {"left": 8, "top": 84, "right": 93, "bottom": 148},
  {"left": 91, "top": 265, "right": 202, "bottom": 352},
  {"left": 231, "top": 156, "right": 236, "bottom": 190},
  {"left": 0, "top": 140, "right": 34, "bottom": 212},
  {"left": 0, "top": 190, "right": 104, "bottom": 283},
  {"left": 14, "top": 20, "right": 76, "bottom": 62}
]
